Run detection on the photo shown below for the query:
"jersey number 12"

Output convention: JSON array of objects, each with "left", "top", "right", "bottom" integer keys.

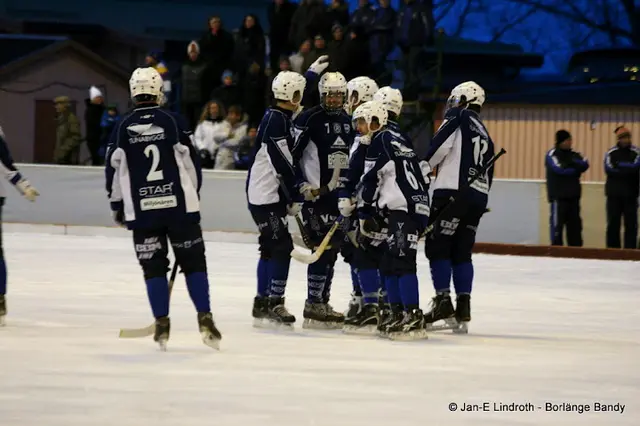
[
  {"left": 472, "top": 136, "right": 488, "bottom": 166},
  {"left": 144, "top": 144, "right": 164, "bottom": 181}
]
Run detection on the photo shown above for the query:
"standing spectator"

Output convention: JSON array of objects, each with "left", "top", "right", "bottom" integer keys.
[
  {"left": 84, "top": 86, "right": 105, "bottom": 166},
  {"left": 234, "top": 125, "right": 258, "bottom": 170},
  {"left": 604, "top": 126, "right": 640, "bottom": 248},
  {"left": 194, "top": 101, "right": 226, "bottom": 168},
  {"left": 99, "top": 105, "right": 120, "bottom": 163},
  {"left": 302, "top": 35, "right": 328, "bottom": 72},
  {"left": 371, "top": 0, "right": 397, "bottom": 79},
  {"left": 53, "top": 96, "right": 82, "bottom": 165},
  {"left": 289, "top": 0, "right": 330, "bottom": 49},
  {"left": 289, "top": 39, "right": 312, "bottom": 73},
  {"left": 235, "top": 14, "right": 267, "bottom": 79},
  {"left": 181, "top": 41, "right": 208, "bottom": 131},
  {"left": 351, "top": 0, "right": 376, "bottom": 29},
  {"left": 340, "top": 26, "right": 372, "bottom": 81},
  {"left": 268, "top": 0, "right": 297, "bottom": 72},
  {"left": 213, "top": 106, "right": 249, "bottom": 170},
  {"left": 545, "top": 130, "right": 590, "bottom": 247},
  {"left": 327, "top": 24, "right": 347, "bottom": 72},
  {"left": 396, "top": 0, "right": 434, "bottom": 98},
  {"left": 326, "top": 0, "right": 350, "bottom": 28},
  {"left": 211, "top": 70, "right": 243, "bottom": 111},
  {"left": 199, "top": 16, "right": 235, "bottom": 99},
  {"left": 242, "top": 62, "right": 267, "bottom": 124},
  {"left": 145, "top": 51, "right": 172, "bottom": 103}
]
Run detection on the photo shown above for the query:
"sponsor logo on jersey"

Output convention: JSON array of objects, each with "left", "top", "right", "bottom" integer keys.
[
  {"left": 140, "top": 195, "right": 178, "bottom": 211},
  {"left": 333, "top": 123, "right": 342, "bottom": 134},
  {"left": 328, "top": 151, "right": 348, "bottom": 169},
  {"left": 139, "top": 182, "right": 174, "bottom": 198},
  {"left": 343, "top": 124, "right": 351, "bottom": 134},
  {"left": 330, "top": 136, "right": 347, "bottom": 148},
  {"left": 127, "top": 123, "right": 166, "bottom": 144}
]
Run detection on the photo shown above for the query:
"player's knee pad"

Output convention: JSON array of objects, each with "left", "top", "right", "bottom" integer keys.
[
  {"left": 353, "top": 244, "right": 381, "bottom": 270},
  {"left": 451, "top": 249, "right": 472, "bottom": 265},
  {"left": 269, "top": 233, "right": 293, "bottom": 262},
  {"left": 140, "top": 257, "right": 171, "bottom": 280},
  {"left": 178, "top": 250, "right": 207, "bottom": 275}
]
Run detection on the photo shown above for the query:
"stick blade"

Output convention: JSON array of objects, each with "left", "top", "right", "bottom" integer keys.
[
  {"left": 119, "top": 325, "right": 154, "bottom": 338},
  {"left": 290, "top": 248, "right": 320, "bottom": 264}
]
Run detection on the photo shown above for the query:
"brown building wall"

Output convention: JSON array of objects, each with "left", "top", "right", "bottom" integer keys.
[{"left": 482, "top": 104, "right": 640, "bottom": 182}]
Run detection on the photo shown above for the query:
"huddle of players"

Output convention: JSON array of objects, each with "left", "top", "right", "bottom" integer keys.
[{"left": 246, "top": 57, "right": 496, "bottom": 340}]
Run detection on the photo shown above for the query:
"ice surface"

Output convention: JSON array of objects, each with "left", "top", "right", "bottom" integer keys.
[{"left": 0, "top": 232, "right": 638, "bottom": 426}]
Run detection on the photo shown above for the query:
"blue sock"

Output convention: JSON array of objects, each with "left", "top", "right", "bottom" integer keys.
[
  {"left": 307, "top": 254, "right": 332, "bottom": 303},
  {"left": 0, "top": 254, "right": 6, "bottom": 295},
  {"left": 452, "top": 262, "right": 474, "bottom": 294},
  {"left": 322, "top": 266, "right": 334, "bottom": 303},
  {"left": 350, "top": 265, "right": 361, "bottom": 295},
  {"left": 385, "top": 276, "right": 401, "bottom": 306},
  {"left": 430, "top": 259, "right": 452, "bottom": 293},
  {"left": 257, "top": 258, "right": 270, "bottom": 297},
  {"left": 185, "top": 272, "right": 211, "bottom": 313},
  {"left": 358, "top": 269, "right": 379, "bottom": 304},
  {"left": 399, "top": 274, "right": 420, "bottom": 310},
  {"left": 145, "top": 276, "right": 170, "bottom": 318},
  {"left": 379, "top": 272, "right": 388, "bottom": 304},
  {"left": 268, "top": 259, "right": 290, "bottom": 298}
]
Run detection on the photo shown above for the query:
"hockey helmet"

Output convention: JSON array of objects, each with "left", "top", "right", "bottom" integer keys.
[
  {"left": 272, "top": 71, "right": 306, "bottom": 105},
  {"left": 129, "top": 67, "right": 163, "bottom": 102},
  {"left": 318, "top": 72, "right": 347, "bottom": 114},
  {"left": 373, "top": 86, "right": 403, "bottom": 116},
  {"left": 446, "top": 81, "right": 486, "bottom": 112},
  {"left": 352, "top": 100, "right": 388, "bottom": 134},
  {"left": 346, "top": 77, "right": 379, "bottom": 115}
]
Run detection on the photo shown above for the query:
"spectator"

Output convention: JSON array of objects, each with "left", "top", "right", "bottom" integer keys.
[
  {"left": 289, "top": 0, "right": 330, "bottom": 49},
  {"left": 99, "top": 105, "right": 120, "bottom": 164},
  {"left": 234, "top": 14, "right": 267, "bottom": 79},
  {"left": 211, "top": 70, "right": 242, "bottom": 111},
  {"left": 604, "top": 126, "right": 640, "bottom": 249},
  {"left": 303, "top": 35, "right": 328, "bottom": 72},
  {"left": 327, "top": 24, "right": 347, "bottom": 72},
  {"left": 351, "top": 0, "right": 376, "bottom": 29},
  {"left": 145, "top": 51, "right": 172, "bottom": 103},
  {"left": 181, "top": 41, "right": 208, "bottom": 131},
  {"left": 242, "top": 62, "right": 268, "bottom": 125},
  {"left": 371, "top": 0, "right": 397, "bottom": 78},
  {"left": 199, "top": 16, "right": 235, "bottom": 98},
  {"left": 53, "top": 96, "right": 82, "bottom": 165},
  {"left": 289, "top": 39, "right": 312, "bottom": 73},
  {"left": 396, "top": 0, "right": 434, "bottom": 98},
  {"left": 545, "top": 130, "right": 590, "bottom": 247},
  {"left": 213, "top": 106, "right": 249, "bottom": 170},
  {"left": 326, "top": 0, "right": 350, "bottom": 28},
  {"left": 234, "top": 125, "right": 258, "bottom": 170},
  {"left": 340, "top": 26, "right": 372, "bottom": 81},
  {"left": 194, "top": 100, "right": 226, "bottom": 168},
  {"left": 268, "top": 0, "right": 297, "bottom": 72},
  {"left": 84, "top": 86, "right": 105, "bottom": 166}
]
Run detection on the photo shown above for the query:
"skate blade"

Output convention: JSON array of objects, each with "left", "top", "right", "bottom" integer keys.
[
  {"left": 0, "top": 315, "right": 5, "bottom": 327},
  {"left": 157, "top": 339, "right": 168, "bottom": 351},
  {"left": 342, "top": 325, "right": 378, "bottom": 336},
  {"left": 425, "top": 318, "right": 469, "bottom": 333},
  {"left": 302, "top": 318, "right": 344, "bottom": 330},
  {"left": 201, "top": 332, "right": 221, "bottom": 350},
  {"left": 452, "top": 322, "right": 469, "bottom": 334},
  {"left": 254, "top": 318, "right": 295, "bottom": 331},
  {"left": 388, "top": 329, "right": 429, "bottom": 341}
]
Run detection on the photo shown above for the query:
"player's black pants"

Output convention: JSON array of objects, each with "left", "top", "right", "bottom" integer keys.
[
  {"left": 132, "top": 222, "right": 207, "bottom": 279},
  {"left": 249, "top": 202, "right": 293, "bottom": 262},
  {"left": 606, "top": 196, "right": 638, "bottom": 249},
  {"left": 379, "top": 211, "right": 421, "bottom": 276},
  {"left": 549, "top": 198, "right": 583, "bottom": 247},
  {"left": 426, "top": 196, "right": 485, "bottom": 264}
]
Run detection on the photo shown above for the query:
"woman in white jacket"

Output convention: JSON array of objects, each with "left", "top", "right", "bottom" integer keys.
[
  {"left": 193, "top": 101, "right": 225, "bottom": 167},
  {"left": 213, "top": 105, "right": 248, "bottom": 170}
]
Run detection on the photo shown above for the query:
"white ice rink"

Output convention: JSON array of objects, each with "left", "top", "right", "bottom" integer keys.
[{"left": 0, "top": 231, "right": 638, "bottom": 426}]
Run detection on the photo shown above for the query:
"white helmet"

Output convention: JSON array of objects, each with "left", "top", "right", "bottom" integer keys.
[
  {"left": 352, "top": 100, "right": 388, "bottom": 134},
  {"left": 346, "top": 77, "right": 379, "bottom": 114},
  {"left": 447, "top": 81, "right": 486, "bottom": 110},
  {"left": 318, "top": 72, "right": 347, "bottom": 113},
  {"left": 129, "top": 67, "right": 163, "bottom": 100},
  {"left": 373, "top": 86, "right": 403, "bottom": 116},
  {"left": 272, "top": 71, "right": 306, "bottom": 105}
]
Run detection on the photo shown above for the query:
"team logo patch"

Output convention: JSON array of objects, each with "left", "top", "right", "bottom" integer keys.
[
  {"left": 333, "top": 123, "right": 342, "bottom": 134},
  {"left": 344, "top": 124, "right": 351, "bottom": 134}
]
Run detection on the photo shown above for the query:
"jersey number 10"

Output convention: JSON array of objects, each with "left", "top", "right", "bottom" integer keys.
[{"left": 144, "top": 144, "right": 164, "bottom": 181}]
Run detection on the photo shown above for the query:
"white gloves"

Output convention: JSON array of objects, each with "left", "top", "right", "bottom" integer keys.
[
  {"left": 307, "top": 55, "right": 329, "bottom": 75},
  {"left": 338, "top": 197, "right": 355, "bottom": 217},
  {"left": 299, "top": 182, "right": 319, "bottom": 202},
  {"left": 15, "top": 179, "right": 39, "bottom": 202},
  {"left": 354, "top": 134, "right": 371, "bottom": 146},
  {"left": 419, "top": 161, "right": 432, "bottom": 185},
  {"left": 287, "top": 202, "right": 303, "bottom": 216}
]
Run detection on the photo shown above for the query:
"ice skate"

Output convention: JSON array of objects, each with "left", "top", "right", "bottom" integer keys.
[
  {"left": 423, "top": 293, "right": 458, "bottom": 332},
  {"left": 198, "top": 312, "right": 222, "bottom": 350},
  {"left": 252, "top": 296, "right": 270, "bottom": 328},
  {"left": 387, "top": 309, "right": 428, "bottom": 341},
  {"left": 266, "top": 297, "right": 296, "bottom": 329},
  {"left": 153, "top": 316, "right": 170, "bottom": 351},
  {"left": 302, "top": 301, "right": 344, "bottom": 330},
  {"left": 0, "top": 295, "right": 6, "bottom": 327},
  {"left": 378, "top": 303, "right": 403, "bottom": 337},
  {"left": 344, "top": 292, "right": 362, "bottom": 320},
  {"left": 452, "top": 293, "right": 471, "bottom": 334},
  {"left": 343, "top": 303, "right": 378, "bottom": 335}
]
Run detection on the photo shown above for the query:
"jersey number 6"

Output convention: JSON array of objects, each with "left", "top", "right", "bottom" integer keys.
[
  {"left": 144, "top": 144, "right": 164, "bottom": 182},
  {"left": 403, "top": 160, "right": 421, "bottom": 191}
]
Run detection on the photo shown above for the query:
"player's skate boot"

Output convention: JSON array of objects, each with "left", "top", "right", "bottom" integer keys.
[
  {"left": 453, "top": 293, "right": 471, "bottom": 334},
  {"left": 198, "top": 312, "right": 222, "bottom": 349},
  {"left": 0, "top": 295, "right": 6, "bottom": 327},
  {"left": 387, "top": 309, "right": 428, "bottom": 341},
  {"left": 423, "top": 293, "right": 457, "bottom": 332},
  {"left": 302, "top": 301, "right": 344, "bottom": 330},
  {"left": 252, "top": 296, "right": 270, "bottom": 328},
  {"left": 153, "top": 316, "right": 170, "bottom": 351},
  {"left": 344, "top": 292, "right": 362, "bottom": 320},
  {"left": 378, "top": 303, "right": 402, "bottom": 337},
  {"left": 267, "top": 297, "right": 296, "bottom": 329},
  {"left": 343, "top": 303, "right": 378, "bottom": 335}
]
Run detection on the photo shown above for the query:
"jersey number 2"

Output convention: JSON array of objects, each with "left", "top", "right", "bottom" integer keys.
[
  {"left": 144, "top": 144, "right": 164, "bottom": 181},
  {"left": 472, "top": 136, "right": 488, "bottom": 166}
]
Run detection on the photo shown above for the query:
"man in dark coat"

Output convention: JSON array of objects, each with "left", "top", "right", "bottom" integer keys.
[
  {"left": 268, "top": 0, "right": 297, "bottom": 72},
  {"left": 181, "top": 41, "right": 208, "bottom": 131},
  {"left": 199, "top": 16, "right": 235, "bottom": 99}
]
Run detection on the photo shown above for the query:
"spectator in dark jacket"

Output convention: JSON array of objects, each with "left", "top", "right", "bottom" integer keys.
[
  {"left": 181, "top": 41, "right": 208, "bottom": 131},
  {"left": 341, "top": 26, "right": 372, "bottom": 81},
  {"left": 545, "top": 130, "right": 590, "bottom": 247},
  {"left": 327, "top": 24, "right": 348, "bottom": 72},
  {"left": 234, "top": 14, "right": 266, "bottom": 79},
  {"left": 396, "top": 0, "right": 434, "bottom": 98},
  {"left": 84, "top": 86, "right": 105, "bottom": 166},
  {"left": 242, "top": 62, "right": 267, "bottom": 125},
  {"left": 199, "top": 16, "right": 235, "bottom": 98},
  {"left": 99, "top": 105, "right": 120, "bottom": 163},
  {"left": 371, "top": 0, "right": 396, "bottom": 76},
  {"left": 268, "top": 0, "right": 297, "bottom": 72},
  {"left": 326, "top": 0, "right": 350, "bottom": 28},
  {"left": 289, "top": 0, "right": 330, "bottom": 48},
  {"left": 604, "top": 126, "right": 640, "bottom": 249},
  {"left": 211, "top": 70, "right": 242, "bottom": 110},
  {"left": 351, "top": 0, "right": 376, "bottom": 30}
]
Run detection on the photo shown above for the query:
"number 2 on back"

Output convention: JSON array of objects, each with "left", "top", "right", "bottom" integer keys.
[{"left": 144, "top": 144, "right": 164, "bottom": 181}]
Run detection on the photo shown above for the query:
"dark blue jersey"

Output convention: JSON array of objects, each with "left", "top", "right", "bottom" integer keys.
[
  {"left": 387, "top": 120, "right": 413, "bottom": 149},
  {"left": 339, "top": 134, "right": 369, "bottom": 199},
  {"left": 360, "top": 127, "right": 429, "bottom": 218},
  {"left": 424, "top": 107, "right": 495, "bottom": 205},
  {"left": 292, "top": 105, "right": 353, "bottom": 200},
  {"left": 0, "top": 126, "right": 28, "bottom": 197},
  {"left": 246, "top": 106, "right": 298, "bottom": 206},
  {"left": 105, "top": 105, "right": 202, "bottom": 230}
]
